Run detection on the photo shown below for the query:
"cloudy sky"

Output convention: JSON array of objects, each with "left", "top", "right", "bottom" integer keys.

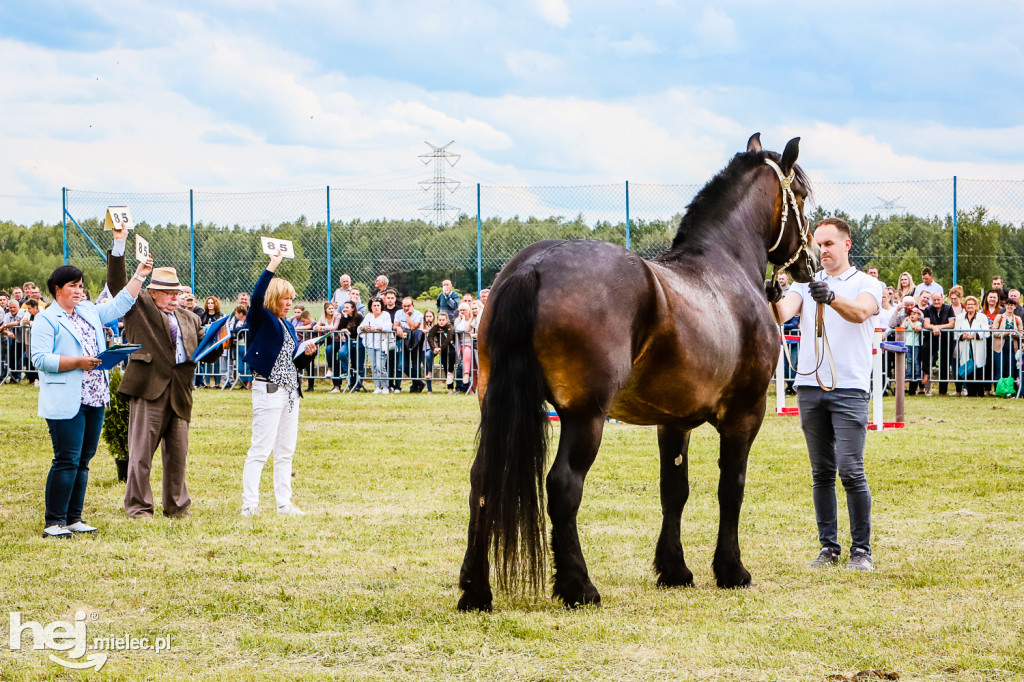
[{"left": 2, "top": 0, "right": 1022, "bottom": 224}]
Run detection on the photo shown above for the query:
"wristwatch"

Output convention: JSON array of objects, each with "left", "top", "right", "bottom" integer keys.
[{"left": 133, "top": 274, "right": 147, "bottom": 283}]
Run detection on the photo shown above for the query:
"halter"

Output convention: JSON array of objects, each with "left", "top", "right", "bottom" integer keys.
[
  {"left": 763, "top": 158, "right": 812, "bottom": 272},
  {"left": 763, "top": 158, "right": 836, "bottom": 391}
]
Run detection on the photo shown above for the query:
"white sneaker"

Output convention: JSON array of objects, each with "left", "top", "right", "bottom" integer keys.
[
  {"left": 66, "top": 521, "right": 97, "bottom": 533},
  {"left": 329, "top": 387, "right": 341, "bottom": 394},
  {"left": 277, "top": 503, "right": 306, "bottom": 516},
  {"left": 34, "top": 380, "right": 41, "bottom": 387},
  {"left": 42, "top": 525, "right": 72, "bottom": 539},
  {"left": 240, "top": 506, "right": 260, "bottom": 517}
]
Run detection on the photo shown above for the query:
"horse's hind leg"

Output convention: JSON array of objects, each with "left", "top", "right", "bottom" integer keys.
[
  {"left": 548, "top": 414, "right": 604, "bottom": 608},
  {"left": 457, "top": 454, "right": 493, "bottom": 612},
  {"left": 654, "top": 426, "right": 694, "bottom": 588},
  {"left": 712, "top": 430, "right": 755, "bottom": 588}
]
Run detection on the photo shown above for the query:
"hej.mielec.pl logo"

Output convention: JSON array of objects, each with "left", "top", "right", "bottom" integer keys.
[{"left": 7, "top": 611, "right": 172, "bottom": 671}]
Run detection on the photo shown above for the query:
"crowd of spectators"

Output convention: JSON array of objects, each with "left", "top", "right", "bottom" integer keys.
[
  {"left": 781, "top": 268, "right": 1022, "bottom": 398},
  {"left": 151, "top": 275, "right": 490, "bottom": 396}
]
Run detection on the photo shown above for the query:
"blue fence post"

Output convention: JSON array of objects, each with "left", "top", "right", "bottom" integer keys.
[
  {"left": 951, "top": 176, "right": 958, "bottom": 286},
  {"left": 476, "top": 183, "right": 482, "bottom": 294},
  {"left": 625, "top": 180, "right": 631, "bottom": 250},
  {"left": 189, "top": 189, "right": 196, "bottom": 292},
  {"left": 62, "top": 187, "right": 68, "bottom": 265},
  {"left": 326, "top": 185, "right": 332, "bottom": 300}
]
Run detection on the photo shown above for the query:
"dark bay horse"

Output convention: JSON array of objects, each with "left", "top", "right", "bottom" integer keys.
[{"left": 457, "top": 135, "right": 820, "bottom": 612}]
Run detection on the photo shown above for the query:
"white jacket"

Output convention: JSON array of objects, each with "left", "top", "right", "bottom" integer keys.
[{"left": 954, "top": 312, "right": 990, "bottom": 368}]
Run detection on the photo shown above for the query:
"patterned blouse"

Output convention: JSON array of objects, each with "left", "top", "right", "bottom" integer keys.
[
  {"left": 68, "top": 309, "right": 108, "bottom": 407},
  {"left": 268, "top": 323, "right": 299, "bottom": 411}
]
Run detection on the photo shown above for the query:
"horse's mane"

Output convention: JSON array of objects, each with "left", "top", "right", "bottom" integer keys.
[{"left": 665, "top": 150, "right": 811, "bottom": 252}]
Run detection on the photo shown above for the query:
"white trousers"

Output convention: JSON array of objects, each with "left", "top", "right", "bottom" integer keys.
[{"left": 241, "top": 382, "right": 300, "bottom": 509}]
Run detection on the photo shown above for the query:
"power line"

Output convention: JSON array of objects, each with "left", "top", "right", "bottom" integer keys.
[{"left": 418, "top": 141, "right": 461, "bottom": 227}]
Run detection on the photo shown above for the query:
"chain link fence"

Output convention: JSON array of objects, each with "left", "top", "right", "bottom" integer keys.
[{"left": 63, "top": 178, "right": 1024, "bottom": 303}]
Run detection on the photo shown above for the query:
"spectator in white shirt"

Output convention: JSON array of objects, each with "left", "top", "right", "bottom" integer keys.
[
  {"left": 331, "top": 274, "right": 353, "bottom": 307},
  {"left": 394, "top": 297, "right": 425, "bottom": 392},
  {"left": 357, "top": 299, "right": 392, "bottom": 394},
  {"left": 913, "top": 267, "right": 944, "bottom": 299}
]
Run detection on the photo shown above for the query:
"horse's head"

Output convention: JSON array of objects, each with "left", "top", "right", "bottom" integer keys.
[{"left": 747, "top": 133, "right": 820, "bottom": 283}]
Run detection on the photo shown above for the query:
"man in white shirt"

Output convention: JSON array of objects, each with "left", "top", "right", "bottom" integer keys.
[
  {"left": 771, "top": 217, "right": 883, "bottom": 572},
  {"left": 394, "top": 297, "right": 425, "bottom": 393},
  {"left": 913, "top": 267, "right": 943, "bottom": 299},
  {"left": 331, "top": 273, "right": 353, "bottom": 307}
]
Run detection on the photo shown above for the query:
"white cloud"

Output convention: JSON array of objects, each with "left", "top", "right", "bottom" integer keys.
[{"left": 529, "top": 0, "right": 571, "bottom": 28}]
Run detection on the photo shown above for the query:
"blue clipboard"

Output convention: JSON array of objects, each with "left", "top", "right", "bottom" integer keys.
[
  {"left": 190, "top": 315, "right": 231, "bottom": 363},
  {"left": 95, "top": 344, "right": 143, "bottom": 371}
]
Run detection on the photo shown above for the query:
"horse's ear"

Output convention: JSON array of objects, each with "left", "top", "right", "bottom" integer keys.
[
  {"left": 781, "top": 137, "right": 800, "bottom": 174},
  {"left": 746, "top": 133, "right": 762, "bottom": 153}
]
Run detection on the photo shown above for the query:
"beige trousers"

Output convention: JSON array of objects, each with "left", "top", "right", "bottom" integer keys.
[{"left": 125, "top": 393, "right": 191, "bottom": 518}]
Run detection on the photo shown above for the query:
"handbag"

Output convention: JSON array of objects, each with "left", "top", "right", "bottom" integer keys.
[{"left": 957, "top": 342, "right": 975, "bottom": 379}]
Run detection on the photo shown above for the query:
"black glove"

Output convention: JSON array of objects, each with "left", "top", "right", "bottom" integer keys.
[
  {"left": 764, "top": 279, "right": 783, "bottom": 304},
  {"left": 809, "top": 280, "right": 836, "bottom": 305}
]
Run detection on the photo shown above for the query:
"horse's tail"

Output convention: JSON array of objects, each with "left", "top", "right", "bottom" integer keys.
[{"left": 478, "top": 264, "right": 549, "bottom": 594}]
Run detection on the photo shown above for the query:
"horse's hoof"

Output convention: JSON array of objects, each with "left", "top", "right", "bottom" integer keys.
[
  {"left": 714, "top": 565, "right": 752, "bottom": 589},
  {"left": 457, "top": 591, "right": 493, "bottom": 612},
  {"left": 555, "top": 581, "right": 601, "bottom": 608},
  {"left": 656, "top": 567, "right": 694, "bottom": 588}
]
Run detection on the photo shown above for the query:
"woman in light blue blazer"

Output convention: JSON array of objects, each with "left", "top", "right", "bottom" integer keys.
[{"left": 31, "top": 257, "right": 152, "bottom": 538}]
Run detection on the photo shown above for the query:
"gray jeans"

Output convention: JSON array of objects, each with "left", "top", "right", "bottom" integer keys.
[{"left": 797, "top": 387, "right": 872, "bottom": 555}]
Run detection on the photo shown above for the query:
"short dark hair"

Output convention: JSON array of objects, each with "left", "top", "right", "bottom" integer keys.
[
  {"left": 25, "top": 298, "right": 38, "bottom": 309},
  {"left": 815, "top": 217, "right": 851, "bottom": 240},
  {"left": 233, "top": 305, "right": 248, "bottom": 316},
  {"left": 47, "top": 265, "right": 84, "bottom": 297},
  {"left": 921, "top": 267, "right": 933, "bottom": 277},
  {"left": 0, "top": 291, "right": 8, "bottom": 298}
]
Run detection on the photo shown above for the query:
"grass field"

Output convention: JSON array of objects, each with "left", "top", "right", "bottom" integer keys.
[{"left": 1, "top": 381, "right": 1022, "bottom": 680}]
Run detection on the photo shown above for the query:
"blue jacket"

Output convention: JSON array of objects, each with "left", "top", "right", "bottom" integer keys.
[
  {"left": 243, "top": 270, "right": 315, "bottom": 380},
  {"left": 31, "top": 288, "right": 138, "bottom": 420}
]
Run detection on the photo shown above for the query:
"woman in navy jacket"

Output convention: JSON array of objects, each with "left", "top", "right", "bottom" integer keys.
[
  {"left": 240, "top": 253, "right": 317, "bottom": 517},
  {"left": 32, "top": 256, "right": 152, "bottom": 538}
]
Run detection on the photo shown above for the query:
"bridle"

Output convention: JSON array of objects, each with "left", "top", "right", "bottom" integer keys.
[
  {"left": 763, "top": 158, "right": 836, "bottom": 392},
  {"left": 764, "top": 158, "right": 813, "bottom": 274}
]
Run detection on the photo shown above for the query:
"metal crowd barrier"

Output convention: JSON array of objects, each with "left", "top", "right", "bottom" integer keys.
[
  {"left": 219, "top": 327, "right": 478, "bottom": 393},
  {"left": 1, "top": 325, "right": 37, "bottom": 385},
  {"left": 775, "top": 326, "right": 1022, "bottom": 398}
]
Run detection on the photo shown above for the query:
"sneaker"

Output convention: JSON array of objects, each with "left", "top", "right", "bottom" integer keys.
[
  {"left": 240, "top": 506, "right": 260, "bottom": 517},
  {"left": 42, "top": 525, "right": 73, "bottom": 539},
  {"left": 277, "top": 503, "right": 305, "bottom": 516},
  {"left": 806, "top": 548, "right": 841, "bottom": 568},
  {"left": 65, "top": 521, "right": 97, "bottom": 533},
  {"left": 329, "top": 387, "right": 341, "bottom": 394},
  {"left": 846, "top": 549, "right": 873, "bottom": 571},
  {"left": 373, "top": 387, "right": 384, "bottom": 394}
]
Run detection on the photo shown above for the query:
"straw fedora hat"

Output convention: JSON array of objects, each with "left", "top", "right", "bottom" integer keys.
[{"left": 147, "top": 267, "right": 183, "bottom": 291}]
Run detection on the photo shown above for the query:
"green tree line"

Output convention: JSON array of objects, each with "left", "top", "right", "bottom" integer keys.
[{"left": 2, "top": 207, "right": 1021, "bottom": 304}]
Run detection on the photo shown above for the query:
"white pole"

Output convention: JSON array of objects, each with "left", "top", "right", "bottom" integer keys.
[
  {"left": 871, "top": 328, "right": 884, "bottom": 430},
  {"left": 776, "top": 342, "right": 786, "bottom": 414}
]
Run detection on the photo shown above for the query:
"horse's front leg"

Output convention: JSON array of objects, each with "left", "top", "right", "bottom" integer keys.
[
  {"left": 457, "top": 454, "right": 493, "bottom": 611},
  {"left": 548, "top": 414, "right": 604, "bottom": 608},
  {"left": 712, "top": 429, "right": 756, "bottom": 588},
  {"left": 654, "top": 425, "right": 694, "bottom": 587}
]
